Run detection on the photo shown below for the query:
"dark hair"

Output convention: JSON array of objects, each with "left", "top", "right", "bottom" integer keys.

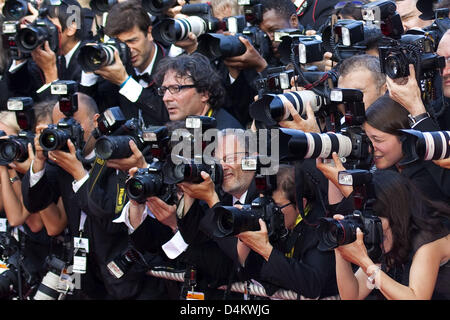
[
  {"left": 154, "top": 53, "right": 226, "bottom": 110},
  {"left": 260, "top": 0, "right": 297, "bottom": 22},
  {"left": 365, "top": 94, "right": 410, "bottom": 135},
  {"left": 276, "top": 164, "right": 297, "bottom": 207},
  {"left": 44, "top": 0, "right": 85, "bottom": 40},
  {"left": 104, "top": 0, "right": 152, "bottom": 37},
  {"left": 372, "top": 170, "right": 450, "bottom": 268},
  {"left": 335, "top": 0, "right": 370, "bottom": 20}
]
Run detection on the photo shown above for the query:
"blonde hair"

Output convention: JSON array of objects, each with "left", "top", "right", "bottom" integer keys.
[
  {"left": 0, "top": 111, "right": 20, "bottom": 134},
  {"left": 210, "top": 0, "right": 243, "bottom": 17}
]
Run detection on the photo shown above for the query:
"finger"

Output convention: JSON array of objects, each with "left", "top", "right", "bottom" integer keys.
[
  {"left": 305, "top": 101, "right": 316, "bottom": 120},
  {"left": 200, "top": 171, "right": 211, "bottom": 181},
  {"left": 356, "top": 227, "right": 364, "bottom": 240},
  {"left": 285, "top": 99, "right": 302, "bottom": 120},
  {"left": 331, "top": 152, "right": 344, "bottom": 169},
  {"left": 238, "top": 36, "right": 251, "bottom": 48},
  {"left": 129, "top": 140, "right": 142, "bottom": 157},
  {"left": 27, "top": 143, "right": 35, "bottom": 160},
  {"left": 44, "top": 41, "right": 51, "bottom": 52},
  {"left": 67, "top": 139, "right": 77, "bottom": 155},
  {"left": 258, "top": 218, "right": 267, "bottom": 232},
  {"left": 128, "top": 166, "right": 139, "bottom": 177},
  {"left": 333, "top": 214, "right": 345, "bottom": 220}
]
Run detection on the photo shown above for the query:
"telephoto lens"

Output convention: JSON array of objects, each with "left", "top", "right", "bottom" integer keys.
[
  {"left": 162, "top": 159, "right": 224, "bottom": 185},
  {"left": 90, "top": 0, "right": 117, "bottom": 14},
  {"left": 15, "top": 12, "right": 59, "bottom": 53},
  {"left": 196, "top": 33, "right": 247, "bottom": 60},
  {"left": 249, "top": 91, "right": 324, "bottom": 126},
  {"left": 399, "top": 129, "right": 450, "bottom": 165},
  {"left": 94, "top": 135, "right": 137, "bottom": 160},
  {"left": 213, "top": 205, "right": 263, "bottom": 238},
  {"left": 2, "top": 0, "right": 30, "bottom": 20},
  {"left": 142, "top": 0, "right": 177, "bottom": 16},
  {"left": 152, "top": 16, "right": 207, "bottom": 46},
  {"left": 78, "top": 44, "right": 116, "bottom": 72}
]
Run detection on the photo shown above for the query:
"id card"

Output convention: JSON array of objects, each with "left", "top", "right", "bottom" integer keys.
[
  {"left": 74, "top": 237, "right": 89, "bottom": 253},
  {"left": 0, "top": 218, "right": 7, "bottom": 232},
  {"left": 186, "top": 291, "right": 205, "bottom": 300},
  {"left": 73, "top": 254, "right": 87, "bottom": 274}
]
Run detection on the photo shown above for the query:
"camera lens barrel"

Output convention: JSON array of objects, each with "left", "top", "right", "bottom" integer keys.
[
  {"left": 78, "top": 44, "right": 116, "bottom": 72},
  {"left": 39, "top": 128, "right": 71, "bottom": 151},
  {"left": 416, "top": 131, "right": 450, "bottom": 160},
  {"left": 94, "top": 135, "right": 136, "bottom": 160},
  {"left": 125, "top": 173, "right": 164, "bottom": 203},
  {"left": 0, "top": 138, "right": 28, "bottom": 163},
  {"left": 153, "top": 16, "right": 206, "bottom": 46},
  {"left": 213, "top": 206, "right": 261, "bottom": 238},
  {"left": 196, "top": 33, "right": 246, "bottom": 60},
  {"left": 3, "top": 0, "right": 29, "bottom": 20},
  {"left": 33, "top": 271, "right": 62, "bottom": 300}
]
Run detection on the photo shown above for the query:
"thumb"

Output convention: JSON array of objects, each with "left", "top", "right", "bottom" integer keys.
[
  {"left": 332, "top": 152, "right": 344, "bottom": 169},
  {"left": 259, "top": 218, "right": 267, "bottom": 232},
  {"left": 28, "top": 143, "right": 35, "bottom": 160},
  {"left": 129, "top": 140, "right": 142, "bottom": 156},
  {"left": 67, "top": 139, "right": 77, "bottom": 155},
  {"left": 200, "top": 170, "right": 211, "bottom": 181},
  {"left": 305, "top": 101, "right": 316, "bottom": 119},
  {"left": 356, "top": 227, "right": 364, "bottom": 241},
  {"left": 239, "top": 36, "right": 252, "bottom": 48}
]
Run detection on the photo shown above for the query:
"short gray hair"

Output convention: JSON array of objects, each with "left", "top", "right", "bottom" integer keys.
[{"left": 338, "top": 54, "right": 386, "bottom": 90}]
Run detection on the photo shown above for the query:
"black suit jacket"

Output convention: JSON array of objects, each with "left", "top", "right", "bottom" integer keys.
[
  {"left": 21, "top": 160, "right": 163, "bottom": 299},
  {"left": 5, "top": 41, "right": 87, "bottom": 103},
  {"left": 80, "top": 42, "right": 169, "bottom": 126}
]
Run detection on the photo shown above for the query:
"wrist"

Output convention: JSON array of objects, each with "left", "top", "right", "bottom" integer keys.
[
  {"left": 119, "top": 74, "right": 131, "bottom": 88},
  {"left": 361, "top": 258, "right": 376, "bottom": 274},
  {"left": 207, "top": 192, "right": 220, "bottom": 208},
  {"left": 32, "top": 158, "right": 45, "bottom": 173}
]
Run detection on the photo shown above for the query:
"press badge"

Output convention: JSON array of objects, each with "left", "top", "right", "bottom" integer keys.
[
  {"left": 186, "top": 291, "right": 205, "bottom": 300},
  {"left": 73, "top": 250, "right": 87, "bottom": 274},
  {"left": 74, "top": 237, "right": 89, "bottom": 253},
  {"left": 0, "top": 218, "right": 7, "bottom": 232}
]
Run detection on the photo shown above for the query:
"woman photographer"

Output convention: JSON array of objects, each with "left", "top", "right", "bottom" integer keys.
[
  {"left": 318, "top": 168, "right": 450, "bottom": 300},
  {"left": 362, "top": 94, "right": 450, "bottom": 204}
]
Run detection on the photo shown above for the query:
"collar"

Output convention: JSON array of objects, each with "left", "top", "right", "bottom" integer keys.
[
  {"left": 64, "top": 41, "right": 81, "bottom": 68},
  {"left": 233, "top": 191, "right": 248, "bottom": 205}
]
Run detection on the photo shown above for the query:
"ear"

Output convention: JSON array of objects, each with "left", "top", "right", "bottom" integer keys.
[
  {"left": 200, "top": 90, "right": 210, "bottom": 103},
  {"left": 146, "top": 25, "right": 153, "bottom": 41},
  {"left": 93, "top": 113, "right": 100, "bottom": 127},
  {"left": 290, "top": 13, "right": 299, "bottom": 29}
]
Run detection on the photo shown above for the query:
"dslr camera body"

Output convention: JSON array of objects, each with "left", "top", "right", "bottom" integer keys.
[{"left": 78, "top": 38, "right": 131, "bottom": 72}]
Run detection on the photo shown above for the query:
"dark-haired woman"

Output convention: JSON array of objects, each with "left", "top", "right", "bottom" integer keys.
[
  {"left": 363, "top": 94, "right": 450, "bottom": 203},
  {"left": 318, "top": 168, "right": 450, "bottom": 300}
]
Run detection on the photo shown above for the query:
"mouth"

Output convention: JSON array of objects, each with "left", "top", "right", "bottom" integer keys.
[{"left": 223, "top": 172, "right": 233, "bottom": 181}]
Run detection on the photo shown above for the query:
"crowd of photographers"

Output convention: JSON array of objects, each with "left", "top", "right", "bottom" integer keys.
[{"left": 0, "top": 0, "right": 449, "bottom": 301}]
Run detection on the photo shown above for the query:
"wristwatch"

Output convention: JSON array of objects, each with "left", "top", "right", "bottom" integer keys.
[
  {"left": 9, "top": 176, "right": 20, "bottom": 184},
  {"left": 407, "top": 112, "right": 430, "bottom": 127}
]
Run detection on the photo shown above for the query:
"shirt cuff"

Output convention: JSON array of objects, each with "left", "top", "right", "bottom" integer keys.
[
  {"left": 36, "top": 82, "right": 54, "bottom": 94},
  {"left": 8, "top": 60, "right": 26, "bottom": 73},
  {"left": 229, "top": 73, "right": 236, "bottom": 85},
  {"left": 81, "top": 71, "right": 99, "bottom": 87},
  {"left": 161, "top": 231, "right": 189, "bottom": 259},
  {"left": 113, "top": 201, "right": 150, "bottom": 234},
  {"left": 72, "top": 173, "right": 89, "bottom": 193},
  {"left": 29, "top": 159, "right": 45, "bottom": 188},
  {"left": 119, "top": 77, "right": 143, "bottom": 103}
]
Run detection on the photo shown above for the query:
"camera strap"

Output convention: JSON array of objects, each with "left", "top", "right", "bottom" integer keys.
[
  {"left": 294, "top": 0, "right": 310, "bottom": 16},
  {"left": 72, "top": 212, "right": 88, "bottom": 274}
]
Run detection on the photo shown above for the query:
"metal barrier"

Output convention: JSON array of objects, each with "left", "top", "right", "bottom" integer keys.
[{"left": 148, "top": 269, "right": 340, "bottom": 300}]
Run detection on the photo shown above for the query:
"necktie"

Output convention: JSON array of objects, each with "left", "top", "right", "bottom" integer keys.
[{"left": 58, "top": 55, "right": 67, "bottom": 80}]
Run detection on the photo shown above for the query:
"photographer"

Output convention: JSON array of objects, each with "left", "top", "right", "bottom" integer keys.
[
  {"left": 395, "top": 0, "right": 434, "bottom": 31},
  {"left": 154, "top": 52, "right": 242, "bottom": 129},
  {"left": 80, "top": 0, "right": 169, "bottom": 126},
  {"left": 6, "top": 0, "right": 88, "bottom": 102},
  {"left": 20, "top": 92, "right": 164, "bottom": 299},
  {"left": 326, "top": 169, "right": 450, "bottom": 300},
  {"left": 235, "top": 164, "right": 339, "bottom": 299}
]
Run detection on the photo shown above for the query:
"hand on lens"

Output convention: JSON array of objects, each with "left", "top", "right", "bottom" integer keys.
[
  {"left": 106, "top": 140, "right": 147, "bottom": 172},
  {"left": 279, "top": 100, "right": 320, "bottom": 133},
  {"left": 316, "top": 152, "right": 354, "bottom": 198}
]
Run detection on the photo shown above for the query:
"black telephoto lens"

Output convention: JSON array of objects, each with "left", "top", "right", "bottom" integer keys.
[
  {"left": 94, "top": 135, "right": 135, "bottom": 160},
  {"left": 196, "top": 33, "right": 246, "bottom": 60},
  {"left": 3, "top": 0, "right": 29, "bottom": 20},
  {"left": 213, "top": 206, "right": 261, "bottom": 238},
  {"left": 126, "top": 174, "right": 164, "bottom": 203},
  {"left": 39, "top": 129, "right": 70, "bottom": 151},
  {"left": 317, "top": 217, "right": 361, "bottom": 250},
  {"left": 0, "top": 139, "right": 28, "bottom": 163},
  {"left": 16, "top": 27, "right": 46, "bottom": 52}
]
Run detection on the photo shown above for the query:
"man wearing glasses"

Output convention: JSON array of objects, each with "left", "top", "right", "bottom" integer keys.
[{"left": 154, "top": 53, "right": 243, "bottom": 130}]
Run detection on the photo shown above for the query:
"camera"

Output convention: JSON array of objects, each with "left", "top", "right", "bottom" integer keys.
[
  {"left": 277, "top": 127, "right": 372, "bottom": 169},
  {"left": 78, "top": 38, "right": 131, "bottom": 72},
  {"left": 2, "top": 20, "right": 25, "bottom": 60},
  {"left": 7, "top": 97, "right": 35, "bottom": 131},
  {"left": 15, "top": 7, "right": 59, "bottom": 53},
  {"left": 379, "top": 33, "right": 446, "bottom": 79},
  {"left": 2, "top": 0, "right": 37, "bottom": 20},
  {"left": 125, "top": 160, "right": 177, "bottom": 204},
  {"left": 89, "top": 0, "right": 117, "bottom": 14},
  {"left": 249, "top": 90, "right": 325, "bottom": 127},
  {"left": 278, "top": 34, "right": 324, "bottom": 65},
  {"left": 317, "top": 211, "right": 383, "bottom": 261},
  {"left": 212, "top": 196, "right": 288, "bottom": 242},
  {"left": 94, "top": 119, "right": 165, "bottom": 160},
  {"left": 39, "top": 119, "right": 84, "bottom": 152},
  {"left": 0, "top": 232, "right": 40, "bottom": 299},
  {"left": 329, "top": 88, "right": 366, "bottom": 126},
  {"left": 0, "top": 130, "right": 34, "bottom": 165},
  {"left": 238, "top": 0, "right": 263, "bottom": 25},
  {"left": 398, "top": 129, "right": 450, "bottom": 166},
  {"left": 255, "top": 66, "right": 295, "bottom": 95},
  {"left": 51, "top": 80, "right": 79, "bottom": 116},
  {"left": 196, "top": 25, "right": 271, "bottom": 61},
  {"left": 162, "top": 156, "right": 223, "bottom": 185},
  {"left": 141, "top": 0, "right": 177, "bottom": 16},
  {"left": 107, "top": 247, "right": 147, "bottom": 279},
  {"left": 33, "top": 255, "right": 69, "bottom": 300},
  {"left": 361, "top": 0, "right": 404, "bottom": 39}
]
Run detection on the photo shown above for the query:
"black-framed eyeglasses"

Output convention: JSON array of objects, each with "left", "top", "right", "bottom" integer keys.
[
  {"left": 278, "top": 202, "right": 293, "bottom": 210},
  {"left": 157, "top": 84, "right": 196, "bottom": 96}
]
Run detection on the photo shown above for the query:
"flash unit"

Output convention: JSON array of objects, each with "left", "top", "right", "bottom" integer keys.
[{"left": 7, "top": 97, "right": 33, "bottom": 111}]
